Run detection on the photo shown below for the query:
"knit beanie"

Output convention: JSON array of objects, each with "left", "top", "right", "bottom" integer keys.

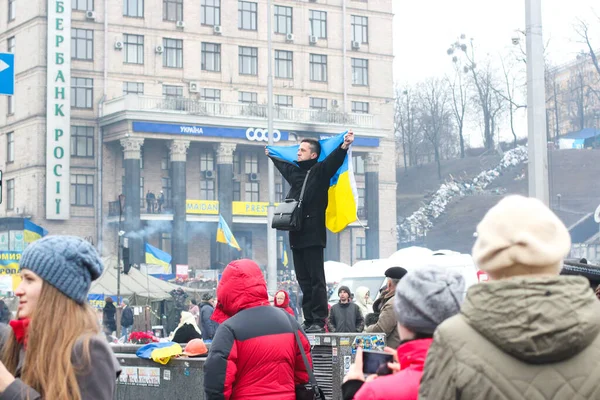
[
  {"left": 19, "top": 235, "right": 104, "bottom": 304},
  {"left": 338, "top": 286, "right": 351, "bottom": 296},
  {"left": 394, "top": 267, "right": 465, "bottom": 335},
  {"left": 472, "top": 195, "right": 571, "bottom": 277}
]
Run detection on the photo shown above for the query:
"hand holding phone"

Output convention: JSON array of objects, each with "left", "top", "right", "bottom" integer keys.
[{"left": 362, "top": 349, "right": 394, "bottom": 376}]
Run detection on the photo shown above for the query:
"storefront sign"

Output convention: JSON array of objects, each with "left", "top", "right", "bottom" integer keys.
[
  {"left": 46, "top": 0, "right": 71, "bottom": 219},
  {"left": 133, "top": 122, "right": 289, "bottom": 142},
  {"left": 186, "top": 200, "right": 276, "bottom": 216},
  {"left": 0, "top": 252, "right": 20, "bottom": 275},
  {"left": 176, "top": 264, "right": 189, "bottom": 281}
]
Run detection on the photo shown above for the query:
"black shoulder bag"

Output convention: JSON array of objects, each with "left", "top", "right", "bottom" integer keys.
[
  {"left": 271, "top": 170, "right": 311, "bottom": 232},
  {"left": 292, "top": 327, "right": 325, "bottom": 400}
]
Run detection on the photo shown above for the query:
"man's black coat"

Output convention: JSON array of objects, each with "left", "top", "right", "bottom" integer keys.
[{"left": 269, "top": 144, "right": 348, "bottom": 249}]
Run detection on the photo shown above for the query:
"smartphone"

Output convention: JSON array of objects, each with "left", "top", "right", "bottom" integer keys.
[{"left": 362, "top": 349, "right": 393, "bottom": 376}]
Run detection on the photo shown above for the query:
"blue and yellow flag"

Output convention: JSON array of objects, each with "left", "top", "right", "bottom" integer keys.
[
  {"left": 267, "top": 131, "right": 358, "bottom": 233},
  {"left": 217, "top": 215, "right": 241, "bottom": 251},
  {"left": 23, "top": 219, "right": 48, "bottom": 243},
  {"left": 282, "top": 243, "right": 289, "bottom": 267},
  {"left": 145, "top": 243, "right": 174, "bottom": 280}
]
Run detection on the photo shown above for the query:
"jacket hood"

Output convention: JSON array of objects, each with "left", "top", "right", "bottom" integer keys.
[
  {"left": 397, "top": 338, "right": 432, "bottom": 370},
  {"left": 462, "top": 276, "right": 600, "bottom": 364},
  {"left": 355, "top": 286, "right": 371, "bottom": 307},
  {"left": 274, "top": 290, "right": 290, "bottom": 308},
  {"left": 211, "top": 259, "right": 270, "bottom": 324}
]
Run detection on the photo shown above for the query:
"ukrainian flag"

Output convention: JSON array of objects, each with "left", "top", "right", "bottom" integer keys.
[
  {"left": 144, "top": 243, "right": 173, "bottom": 279},
  {"left": 267, "top": 131, "right": 358, "bottom": 233},
  {"left": 23, "top": 219, "right": 48, "bottom": 243},
  {"left": 217, "top": 215, "right": 241, "bottom": 251},
  {"left": 282, "top": 243, "right": 289, "bottom": 267}
]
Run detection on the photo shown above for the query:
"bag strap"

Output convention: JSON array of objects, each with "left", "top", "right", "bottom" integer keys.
[
  {"left": 298, "top": 170, "right": 311, "bottom": 206},
  {"left": 289, "top": 316, "right": 324, "bottom": 400}
]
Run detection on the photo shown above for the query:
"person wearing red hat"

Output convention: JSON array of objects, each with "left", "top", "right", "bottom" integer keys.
[{"left": 274, "top": 290, "right": 295, "bottom": 316}]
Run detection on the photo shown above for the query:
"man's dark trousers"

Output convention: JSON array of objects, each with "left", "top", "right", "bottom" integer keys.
[{"left": 292, "top": 246, "right": 327, "bottom": 327}]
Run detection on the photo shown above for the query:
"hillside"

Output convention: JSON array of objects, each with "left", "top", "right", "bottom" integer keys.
[{"left": 397, "top": 149, "right": 600, "bottom": 253}]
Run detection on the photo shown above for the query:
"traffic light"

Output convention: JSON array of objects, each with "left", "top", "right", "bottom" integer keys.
[{"left": 122, "top": 246, "right": 131, "bottom": 274}]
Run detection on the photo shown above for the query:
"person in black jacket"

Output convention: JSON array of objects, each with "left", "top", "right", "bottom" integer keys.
[
  {"left": 170, "top": 311, "right": 203, "bottom": 344},
  {"left": 327, "top": 286, "right": 364, "bottom": 333},
  {"left": 102, "top": 297, "right": 117, "bottom": 339},
  {"left": 200, "top": 293, "right": 219, "bottom": 340},
  {"left": 266, "top": 131, "right": 355, "bottom": 333},
  {"left": 121, "top": 298, "right": 134, "bottom": 341}
]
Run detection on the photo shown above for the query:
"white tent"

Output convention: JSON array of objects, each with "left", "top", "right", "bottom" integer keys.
[{"left": 324, "top": 261, "right": 350, "bottom": 284}]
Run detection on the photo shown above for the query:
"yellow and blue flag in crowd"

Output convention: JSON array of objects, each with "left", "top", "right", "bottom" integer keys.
[
  {"left": 24, "top": 219, "right": 48, "bottom": 243},
  {"left": 144, "top": 243, "right": 174, "bottom": 280},
  {"left": 217, "top": 215, "right": 241, "bottom": 251},
  {"left": 282, "top": 242, "right": 289, "bottom": 267},
  {"left": 267, "top": 131, "right": 358, "bottom": 233}
]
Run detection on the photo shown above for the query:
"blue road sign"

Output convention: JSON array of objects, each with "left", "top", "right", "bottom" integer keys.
[{"left": 0, "top": 53, "right": 14, "bottom": 96}]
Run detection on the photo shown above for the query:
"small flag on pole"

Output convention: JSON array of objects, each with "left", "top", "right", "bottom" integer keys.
[
  {"left": 217, "top": 215, "right": 241, "bottom": 251},
  {"left": 282, "top": 243, "right": 289, "bottom": 267}
]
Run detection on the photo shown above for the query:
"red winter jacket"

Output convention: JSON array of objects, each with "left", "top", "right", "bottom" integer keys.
[
  {"left": 204, "top": 259, "right": 312, "bottom": 400},
  {"left": 274, "top": 290, "right": 296, "bottom": 316},
  {"left": 353, "top": 339, "right": 432, "bottom": 400}
]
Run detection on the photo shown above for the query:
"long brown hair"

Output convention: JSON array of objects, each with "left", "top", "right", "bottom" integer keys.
[{"left": 2, "top": 283, "right": 100, "bottom": 400}]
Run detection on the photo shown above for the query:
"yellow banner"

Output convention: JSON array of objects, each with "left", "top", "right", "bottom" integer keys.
[
  {"left": 186, "top": 200, "right": 219, "bottom": 215},
  {"left": 232, "top": 202, "right": 271, "bottom": 216}
]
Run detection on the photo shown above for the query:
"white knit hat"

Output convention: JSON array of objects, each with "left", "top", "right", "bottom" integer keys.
[{"left": 472, "top": 195, "right": 571, "bottom": 276}]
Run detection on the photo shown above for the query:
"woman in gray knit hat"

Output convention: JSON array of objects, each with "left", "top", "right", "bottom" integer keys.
[{"left": 0, "top": 235, "right": 121, "bottom": 399}]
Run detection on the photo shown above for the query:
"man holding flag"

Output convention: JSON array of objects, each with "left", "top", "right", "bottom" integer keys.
[{"left": 266, "top": 130, "right": 354, "bottom": 333}]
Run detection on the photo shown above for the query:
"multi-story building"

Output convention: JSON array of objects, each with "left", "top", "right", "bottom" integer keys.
[{"left": 0, "top": 0, "right": 395, "bottom": 275}]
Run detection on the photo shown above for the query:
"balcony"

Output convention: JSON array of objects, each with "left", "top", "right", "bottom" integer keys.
[{"left": 101, "top": 95, "right": 375, "bottom": 128}]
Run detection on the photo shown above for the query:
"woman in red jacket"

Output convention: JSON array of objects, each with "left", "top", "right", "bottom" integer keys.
[
  {"left": 274, "top": 290, "right": 296, "bottom": 316},
  {"left": 341, "top": 267, "right": 465, "bottom": 400}
]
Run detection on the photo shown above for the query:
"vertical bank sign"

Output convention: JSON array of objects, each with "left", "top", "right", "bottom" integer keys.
[{"left": 46, "top": 0, "right": 71, "bottom": 219}]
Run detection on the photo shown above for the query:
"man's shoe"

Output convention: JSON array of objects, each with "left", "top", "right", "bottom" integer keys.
[
  {"left": 301, "top": 321, "right": 312, "bottom": 331},
  {"left": 305, "top": 324, "right": 325, "bottom": 334}
]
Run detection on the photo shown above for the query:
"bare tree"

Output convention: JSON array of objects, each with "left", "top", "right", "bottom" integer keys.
[
  {"left": 495, "top": 58, "right": 526, "bottom": 148},
  {"left": 448, "top": 38, "right": 499, "bottom": 150},
  {"left": 394, "top": 87, "right": 421, "bottom": 170},
  {"left": 575, "top": 18, "right": 600, "bottom": 78},
  {"left": 446, "top": 64, "right": 468, "bottom": 158},
  {"left": 545, "top": 65, "right": 563, "bottom": 139},
  {"left": 416, "top": 79, "right": 454, "bottom": 180}
]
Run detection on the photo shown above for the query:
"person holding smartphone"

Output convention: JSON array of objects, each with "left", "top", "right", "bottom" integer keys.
[{"left": 341, "top": 267, "right": 465, "bottom": 400}]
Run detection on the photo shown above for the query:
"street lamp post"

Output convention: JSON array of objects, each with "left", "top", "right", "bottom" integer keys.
[
  {"left": 525, "top": 0, "right": 550, "bottom": 205},
  {"left": 116, "top": 194, "right": 125, "bottom": 338},
  {"left": 266, "top": 0, "right": 277, "bottom": 294}
]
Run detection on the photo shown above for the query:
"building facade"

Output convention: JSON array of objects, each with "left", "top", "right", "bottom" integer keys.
[{"left": 0, "top": 0, "right": 396, "bottom": 275}]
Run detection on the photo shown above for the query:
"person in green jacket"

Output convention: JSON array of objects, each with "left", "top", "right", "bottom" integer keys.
[{"left": 420, "top": 195, "right": 600, "bottom": 400}]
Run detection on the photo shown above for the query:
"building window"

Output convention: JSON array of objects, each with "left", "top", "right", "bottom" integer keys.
[
  {"left": 233, "top": 152, "right": 242, "bottom": 174},
  {"left": 244, "top": 152, "right": 259, "bottom": 174},
  {"left": 201, "top": 0, "right": 220, "bottom": 26},
  {"left": 275, "top": 50, "right": 293, "bottom": 79},
  {"left": 6, "top": 132, "right": 14, "bottom": 163},
  {"left": 310, "top": 97, "right": 327, "bottom": 111},
  {"left": 71, "top": 126, "right": 94, "bottom": 158},
  {"left": 72, "top": 0, "right": 93, "bottom": 11},
  {"left": 274, "top": 5, "right": 292, "bottom": 34},
  {"left": 163, "top": 85, "right": 183, "bottom": 98},
  {"left": 233, "top": 181, "right": 241, "bottom": 201},
  {"left": 124, "top": 34, "right": 144, "bottom": 64},
  {"left": 124, "top": 0, "right": 144, "bottom": 17},
  {"left": 139, "top": 177, "right": 145, "bottom": 208},
  {"left": 200, "top": 180, "right": 216, "bottom": 201},
  {"left": 238, "top": 1, "right": 257, "bottom": 31},
  {"left": 309, "top": 54, "right": 327, "bottom": 82},
  {"left": 163, "top": 38, "right": 183, "bottom": 68},
  {"left": 6, "top": 179, "right": 14, "bottom": 210},
  {"left": 72, "top": 29, "right": 93, "bottom": 61},
  {"left": 161, "top": 152, "right": 170, "bottom": 170},
  {"left": 239, "top": 46, "right": 258, "bottom": 75},
  {"left": 8, "top": 0, "right": 15, "bottom": 21},
  {"left": 7, "top": 96, "right": 14, "bottom": 115},
  {"left": 275, "top": 95, "right": 293, "bottom": 108},
  {"left": 161, "top": 177, "right": 171, "bottom": 208},
  {"left": 200, "top": 149, "right": 215, "bottom": 172},
  {"left": 352, "top": 101, "right": 369, "bottom": 114},
  {"left": 309, "top": 10, "right": 327, "bottom": 39},
  {"left": 245, "top": 182, "right": 259, "bottom": 202},
  {"left": 71, "top": 175, "right": 94, "bottom": 206},
  {"left": 71, "top": 77, "right": 93, "bottom": 109},
  {"left": 7, "top": 37, "right": 15, "bottom": 53},
  {"left": 201, "top": 43, "right": 221, "bottom": 72},
  {"left": 353, "top": 154, "right": 365, "bottom": 174},
  {"left": 356, "top": 237, "right": 366, "bottom": 260},
  {"left": 163, "top": 0, "right": 183, "bottom": 21},
  {"left": 239, "top": 92, "right": 257, "bottom": 104},
  {"left": 123, "top": 82, "right": 144, "bottom": 95},
  {"left": 351, "top": 15, "right": 368, "bottom": 43},
  {"left": 352, "top": 58, "right": 369, "bottom": 86},
  {"left": 357, "top": 187, "right": 365, "bottom": 217},
  {"left": 201, "top": 88, "right": 221, "bottom": 101}
]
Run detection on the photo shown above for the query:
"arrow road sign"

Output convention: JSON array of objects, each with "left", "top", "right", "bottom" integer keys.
[{"left": 0, "top": 53, "right": 15, "bottom": 96}]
